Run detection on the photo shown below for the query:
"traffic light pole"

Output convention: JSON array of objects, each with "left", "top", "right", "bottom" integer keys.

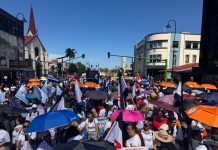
[{"left": 108, "top": 52, "right": 168, "bottom": 81}]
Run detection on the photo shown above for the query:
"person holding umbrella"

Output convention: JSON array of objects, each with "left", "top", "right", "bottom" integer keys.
[{"left": 26, "top": 104, "right": 39, "bottom": 122}]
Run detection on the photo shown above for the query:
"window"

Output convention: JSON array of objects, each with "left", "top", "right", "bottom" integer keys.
[
  {"left": 185, "top": 55, "right": 189, "bottom": 63},
  {"left": 147, "top": 40, "right": 167, "bottom": 49},
  {"left": 149, "top": 55, "right": 162, "bottom": 62},
  {"left": 185, "top": 41, "right": 192, "bottom": 49},
  {"left": 35, "top": 47, "right": 39, "bottom": 57},
  {"left": 149, "top": 55, "right": 153, "bottom": 62},
  {"left": 193, "top": 42, "right": 198, "bottom": 49},
  {"left": 172, "top": 41, "right": 179, "bottom": 48},
  {"left": 156, "top": 55, "right": 161, "bottom": 62},
  {"left": 192, "top": 55, "right": 197, "bottom": 63}
]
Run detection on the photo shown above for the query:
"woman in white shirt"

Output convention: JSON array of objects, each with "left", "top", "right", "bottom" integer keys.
[
  {"left": 126, "top": 124, "right": 145, "bottom": 147},
  {"left": 141, "top": 122, "right": 155, "bottom": 150},
  {"left": 12, "top": 116, "right": 25, "bottom": 145},
  {"left": 85, "top": 113, "right": 99, "bottom": 140}
]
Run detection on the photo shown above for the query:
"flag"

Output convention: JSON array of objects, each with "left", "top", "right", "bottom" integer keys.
[
  {"left": 33, "top": 85, "right": 48, "bottom": 104},
  {"left": 0, "top": 90, "right": 6, "bottom": 102},
  {"left": 48, "top": 74, "right": 59, "bottom": 82},
  {"left": 50, "top": 96, "right": 65, "bottom": 112},
  {"left": 175, "top": 82, "right": 182, "bottom": 96},
  {"left": 105, "top": 113, "right": 123, "bottom": 150},
  {"left": 75, "top": 80, "right": 82, "bottom": 103},
  {"left": 132, "top": 83, "right": 136, "bottom": 97},
  {"left": 174, "top": 82, "right": 184, "bottom": 112},
  {"left": 15, "top": 85, "right": 28, "bottom": 105},
  {"left": 41, "top": 79, "right": 48, "bottom": 96},
  {"left": 118, "top": 70, "right": 128, "bottom": 109},
  {"left": 56, "top": 85, "right": 62, "bottom": 96}
]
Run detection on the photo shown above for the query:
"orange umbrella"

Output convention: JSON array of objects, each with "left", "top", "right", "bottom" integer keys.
[
  {"left": 84, "top": 82, "right": 99, "bottom": 88},
  {"left": 160, "top": 82, "right": 176, "bottom": 88},
  {"left": 185, "top": 81, "right": 201, "bottom": 88},
  {"left": 29, "top": 78, "right": 40, "bottom": 82},
  {"left": 72, "top": 81, "right": 84, "bottom": 88},
  {"left": 185, "top": 105, "right": 218, "bottom": 127},
  {"left": 27, "top": 82, "right": 40, "bottom": 87},
  {"left": 200, "top": 84, "right": 217, "bottom": 90}
]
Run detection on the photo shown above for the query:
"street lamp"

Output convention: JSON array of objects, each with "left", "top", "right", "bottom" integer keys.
[
  {"left": 16, "top": 13, "right": 27, "bottom": 80},
  {"left": 166, "top": 19, "right": 176, "bottom": 80}
]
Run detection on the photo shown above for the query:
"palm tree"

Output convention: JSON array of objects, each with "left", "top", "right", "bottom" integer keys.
[{"left": 65, "top": 48, "right": 76, "bottom": 62}]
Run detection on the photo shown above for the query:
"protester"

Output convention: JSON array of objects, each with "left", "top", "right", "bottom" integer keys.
[
  {"left": 26, "top": 104, "right": 39, "bottom": 122},
  {"left": 12, "top": 116, "right": 25, "bottom": 146},
  {"left": 141, "top": 121, "right": 155, "bottom": 149},
  {"left": 0, "top": 122, "right": 10, "bottom": 146},
  {"left": 153, "top": 113, "right": 168, "bottom": 131},
  {"left": 125, "top": 123, "right": 145, "bottom": 147},
  {"left": 85, "top": 112, "right": 99, "bottom": 140}
]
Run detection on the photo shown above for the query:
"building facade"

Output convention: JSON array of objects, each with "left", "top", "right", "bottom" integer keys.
[
  {"left": 193, "top": 0, "right": 218, "bottom": 83},
  {"left": 24, "top": 7, "right": 49, "bottom": 78},
  {"left": 134, "top": 32, "right": 201, "bottom": 79},
  {"left": 0, "top": 8, "right": 33, "bottom": 84}
]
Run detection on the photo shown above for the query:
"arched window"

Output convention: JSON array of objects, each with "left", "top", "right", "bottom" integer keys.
[{"left": 35, "top": 47, "right": 39, "bottom": 57}]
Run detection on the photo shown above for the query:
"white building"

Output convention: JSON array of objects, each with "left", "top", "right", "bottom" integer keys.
[
  {"left": 134, "top": 32, "right": 201, "bottom": 79},
  {"left": 24, "top": 7, "right": 49, "bottom": 78}
]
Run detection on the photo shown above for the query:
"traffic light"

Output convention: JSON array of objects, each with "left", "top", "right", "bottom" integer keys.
[
  {"left": 107, "top": 52, "right": 110, "bottom": 58},
  {"left": 82, "top": 54, "right": 85, "bottom": 58}
]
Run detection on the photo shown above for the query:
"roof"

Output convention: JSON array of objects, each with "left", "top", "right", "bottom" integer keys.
[
  {"left": 24, "top": 36, "right": 36, "bottom": 45},
  {"left": 27, "top": 7, "right": 36, "bottom": 36},
  {"left": 168, "top": 63, "right": 199, "bottom": 72}
]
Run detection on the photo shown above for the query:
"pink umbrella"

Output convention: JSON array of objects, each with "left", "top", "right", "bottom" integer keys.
[
  {"left": 158, "top": 94, "right": 175, "bottom": 105},
  {"left": 183, "top": 94, "right": 197, "bottom": 101},
  {"left": 110, "top": 110, "right": 144, "bottom": 122}
]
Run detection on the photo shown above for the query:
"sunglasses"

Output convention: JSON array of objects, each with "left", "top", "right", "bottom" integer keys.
[{"left": 23, "top": 126, "right": 28, "bottom": 128}]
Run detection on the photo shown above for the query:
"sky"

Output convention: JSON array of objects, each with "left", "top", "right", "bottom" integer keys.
[{"left": 1, "top": 0, "right": 203, "bottom": 68}]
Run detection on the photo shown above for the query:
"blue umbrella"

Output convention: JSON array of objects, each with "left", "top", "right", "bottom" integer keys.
[
  {"left": 210, "top": 93, "right": 218, "bottom": 102},
  {"left": 27, "top": 109, "right": 80, "bottom": 133},
  {"left": 198, "top": 93, "right": 211, "bottom": 100}
]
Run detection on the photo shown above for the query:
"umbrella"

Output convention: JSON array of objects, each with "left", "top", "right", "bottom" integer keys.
[
  {"left": 183, "top": 100, "right": 198, "bottom": 110},
  {"left": 157, "top": 94, "right": 174, "bottom": 105},
  {"left": 191, "top": 89, "right": 203, "bottom": 95},
  {"left": 54, "top": 140, "right": 115, "bottom": 150},
  {"left": 183, "top": 94, "right": 197, "bottom": 101},
  {"left": 163, "top": 87, "right": 176, "bottom": 93},
  {"left": 183, "top": 85, "right": 192, "bottom": 90},
  {"left": 198, "top": 93, "right": 211, "bottom": 100},
  {"left": 27, "top": 110, "right": 80, "bottom": 133},
  {"left": 185, "top": 81, "right": 201, "bottom": 88},
  {"left": 29, "top": 78, "right": 40, "bottom": 82},
  {"left": 84, "top": 90, "right": 109, "bottom": 100},
  {"left": 27, "top": 82, "right": 40, "bottom": 87},
  {"left": 0, "top": 105, "right": 28, "bottom": 116},
  {"left": 84, "top": 82, "right": 99, "bottom": 88},
  {"left": 200, "top": 84, "right": 217, "bottom": 90},
  {"left": 144, "top": 90, "right": 153, "bottom": 95},
  {"left": 72, "top": 81, "right": 84, "bottom": 88},
  {"left": 160, "top": 82, "right": 176, "bottom": 88},
  {"left": 110, "top": 110, "right": 144, "bottom": 122},
  {"left": 150, "top": 101, "right": 178, "bottom": 113},
  {"left": 185, "top": 105, "right": 218, "bottom": 127},
  {"left": 210, "top": 93, "right": 218, "bottom": 102}
]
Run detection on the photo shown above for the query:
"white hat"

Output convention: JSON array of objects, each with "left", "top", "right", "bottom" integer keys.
[
  {"left": 159, "top": 123, "right": 169, "bottom": 131},
  {"left": 106, "top": 101, "right": 113, "bottom": 106},
  {"left": 154, "top": 130, "right": 173, "bottom": 143},
  {"left": 32, "top": 104, "right": 37, "bottom": 108}
]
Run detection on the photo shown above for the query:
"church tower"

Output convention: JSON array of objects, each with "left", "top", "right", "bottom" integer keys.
[{"left": 27, "top": 7, "right": 37, "bottom": 36}]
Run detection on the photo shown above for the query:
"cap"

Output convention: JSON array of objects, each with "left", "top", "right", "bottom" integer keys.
[{"left": 32, "top": 104, "right": 37, "bottom": 108}]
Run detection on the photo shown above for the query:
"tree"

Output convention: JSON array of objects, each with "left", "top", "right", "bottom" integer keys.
[
  {"left": 68, "top": 63, "right": 77, "bottom": 75},
  {"left": 50, "top": 65, "right": 56, "bottom": 73},
  {"left": 57, "top": 63, "right": 63, "bottom": 76},
  {"left": 65, "top": 48, "right": 76, "bottom": 62},
  {"left": 76, "top": 62, "right": 86, "bottom": 76}
]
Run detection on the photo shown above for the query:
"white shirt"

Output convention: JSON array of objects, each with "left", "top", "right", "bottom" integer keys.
[
  {"left": 26, "top": 111, "right": 39, "bottom": 122},
  {"left": 99, "top": 108, "right": 106, "bottom": 117},
  {"left": 141, "top": 129, "right": 155, "bottom": 149},
  {"left": 126, "top": 134, "right": 142, "bottom": 147},
  {"left": 125, "top": 105, "right": 135, "bottom": 111},
  {"left": 0, "top": 129, "right": 10, "bottom": 145},
  {"left": 16, "top": 130, "right": 36, "bottom": 150},
  {"left": 104, "top": 121, "right": 112, "bottom": 132},
  {"left": 12, "top": 125, "right": 22, "bottom": 144},
  {"left": 85, "top": 118, "right": 98, "bottom": 132}
]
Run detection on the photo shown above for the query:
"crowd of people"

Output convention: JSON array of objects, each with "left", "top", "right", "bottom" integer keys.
[{"left": 0, "top": 76, "right": 217, "bottom": 150}]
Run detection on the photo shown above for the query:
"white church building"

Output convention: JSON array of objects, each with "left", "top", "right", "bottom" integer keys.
[{"left": 24, "top": 7, "right": 49, "bottom": 78}]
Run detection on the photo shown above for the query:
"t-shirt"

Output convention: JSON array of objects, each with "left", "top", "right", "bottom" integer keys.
[
  {"left": 126, "top": 134, "right": 142, "bottom": 147},
  {"left": 85, "top": 118, "right": 99, "bottom": 132},
  {"left": 141, "top": 130, "right": 155, "bottom": 149},
  {"left": 0, "top": 129, "right": 10, "bottom": 145},
  {"left": 99, "top": 108, "right": 106, "bottom": 117}
]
